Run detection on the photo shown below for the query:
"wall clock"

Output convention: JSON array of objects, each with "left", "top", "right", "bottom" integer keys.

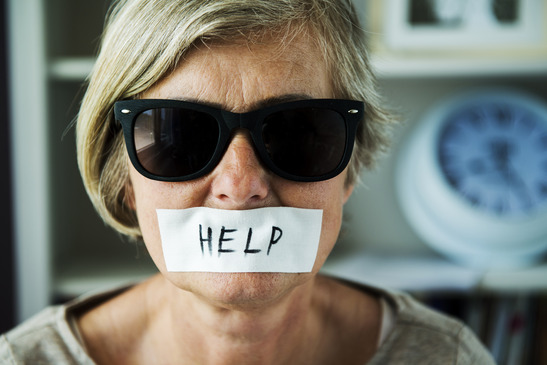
[{"left": 395, "top": 89, "right": 547, "bottom": 269}]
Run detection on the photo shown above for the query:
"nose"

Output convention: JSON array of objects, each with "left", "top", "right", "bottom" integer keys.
[{"left": 209, "top": 131, "right": 270, "bottom": 208}]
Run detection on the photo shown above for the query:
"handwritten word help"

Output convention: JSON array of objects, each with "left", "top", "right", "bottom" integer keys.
[
  {"left": 199, "top": 225, "right": 283, "bottom": 257},
  {"left": 157, "top": 207, "right": 323, "bottom": 273}
]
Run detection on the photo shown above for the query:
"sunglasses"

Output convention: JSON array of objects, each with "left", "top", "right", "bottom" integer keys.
[{"left": 114, "top": 98, "right": 363, "bottom": 182}]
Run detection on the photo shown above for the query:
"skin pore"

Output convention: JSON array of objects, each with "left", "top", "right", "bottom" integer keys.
[{"left": 77, "top": 33, "right": 381, "bottom": 364}]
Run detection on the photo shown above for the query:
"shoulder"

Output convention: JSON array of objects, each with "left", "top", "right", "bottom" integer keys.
[
  {"left": 0, "top": 285, "right": 129, "bottom": 365},
  {"left": 0, "top": 305, "right": 91, "bottom": 364},
  {"left": 371, "top": 289, "right": 496, "bottom": 365}
]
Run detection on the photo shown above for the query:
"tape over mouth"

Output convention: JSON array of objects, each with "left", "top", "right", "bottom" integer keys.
[{"left": 157, "top": 207, "right": 323, "bottom": 273}]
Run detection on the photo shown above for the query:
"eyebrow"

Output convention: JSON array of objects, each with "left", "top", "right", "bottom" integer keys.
[
  {"left": 251, "top": 94, "right": 314, "bottom": 110},
  {"left": 171, "top": 93, "right": 314, "bottom": 112}
]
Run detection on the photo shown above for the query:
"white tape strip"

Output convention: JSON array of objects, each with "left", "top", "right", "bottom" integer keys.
[{"left": 157, "top": 207, "right": 323, "bottom": 273}]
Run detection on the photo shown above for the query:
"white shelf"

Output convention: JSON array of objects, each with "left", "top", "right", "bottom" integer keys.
[
  {"left": 372, "top": 53, "right": 547, "bottom": 78},
  {"left": 321, "top": 249, "right": 547, "bottom": 293},
  {"left": 481, "top": 265, "right": 547, "bottom": 292},
  {"left": 53, "top": 249, "right": 547, "bottom": 298},
  {"left": 49, "top": 57, "right": 95, "bottom": 81},
  {"left": 55, "top": 258, "right": 157, "bottom": 298},
  {"left": 49, "top": 54, "right": 547, "bottom": 83}
]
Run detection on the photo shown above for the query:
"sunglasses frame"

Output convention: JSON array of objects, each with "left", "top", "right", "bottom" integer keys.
[{"left": 114, "top": 98, "right": 364, "bottom": 182}]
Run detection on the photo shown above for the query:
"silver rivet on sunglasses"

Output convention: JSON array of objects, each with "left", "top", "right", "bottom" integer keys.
[
  {"left": 348, "top": 109, "right": 359, "bottom": 114},
  {"left": 121, "top": 109, "right": 131, "bottom": 114}
]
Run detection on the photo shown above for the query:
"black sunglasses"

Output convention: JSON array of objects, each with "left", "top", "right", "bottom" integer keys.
[{"left": 114, "top": 98, "right": 363, "bottom": 182}]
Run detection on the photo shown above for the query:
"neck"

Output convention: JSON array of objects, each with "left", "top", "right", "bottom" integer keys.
[
  {"left": 157, "top": 275, "right": 321, "bottom": 365},
  {"left": 78, "top": 274, "right": 380, "bottom": 365}
]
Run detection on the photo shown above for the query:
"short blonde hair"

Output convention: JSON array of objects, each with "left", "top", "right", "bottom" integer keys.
[{"left": 76, "top": 0, "right": 394, "bottom": 239}]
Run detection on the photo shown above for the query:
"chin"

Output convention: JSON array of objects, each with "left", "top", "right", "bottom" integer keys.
[{"left": 165, "top": 271, "right": 312, "bottom": 310}]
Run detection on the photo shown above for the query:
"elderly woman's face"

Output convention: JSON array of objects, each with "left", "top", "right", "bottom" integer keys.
[{"left": 129, "top": 34, "right": 354, "bottom": 307}]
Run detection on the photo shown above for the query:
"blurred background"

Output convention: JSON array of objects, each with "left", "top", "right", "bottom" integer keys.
[{"left": 2, "top": 0, "right": 547, "bottom": 363}]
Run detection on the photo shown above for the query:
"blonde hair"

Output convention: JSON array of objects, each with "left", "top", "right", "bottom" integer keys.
[{"left": 76, "top": 0, "right": 394, "bottom": 239}]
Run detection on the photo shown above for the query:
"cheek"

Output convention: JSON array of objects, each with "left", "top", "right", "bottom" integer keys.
[
  {"left": 129, "top": 168, "right": 209, "bottom": 271},
  {"left": 138, "top": 206, "right": 168, "bottom": 271},
  {"left": 312, "top": 198, "right": 345, "bottom": 273},
  {"left": 317, "top": 195, "right": 345, "bottom": 254},
  {"left": 275, "top": 176, "right": 348, "bottom": 271},
  {"left": 130, "top": 178, "right": 169, "bottom": 271}
]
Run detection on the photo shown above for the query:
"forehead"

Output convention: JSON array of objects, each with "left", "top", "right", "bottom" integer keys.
[{"left": 142, "top": 34, "right": 333, "bottom": 112}]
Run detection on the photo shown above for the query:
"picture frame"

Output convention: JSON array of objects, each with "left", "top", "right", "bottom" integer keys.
[{"left": 383, "top": 0, "right": 545, "bottom": 50}]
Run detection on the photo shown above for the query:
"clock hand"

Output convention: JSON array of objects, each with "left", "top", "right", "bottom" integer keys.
[
  {"left": 490, "top": 139, "right": 510, "bottom": 171},
  {"left": 489, "top": 139, "right": 533, "bottom": 207},
  {"left": 505, "top": 162, "right": 533, "bottom": 206}
]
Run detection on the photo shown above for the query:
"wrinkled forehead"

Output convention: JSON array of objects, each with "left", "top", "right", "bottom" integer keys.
[{"left": 144, "top": 31, "right": 333, "bottom": 112}]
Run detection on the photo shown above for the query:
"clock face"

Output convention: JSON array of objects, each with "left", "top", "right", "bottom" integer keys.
[{"left": 438, "top": 101, "right": 547, "bottom": 217}]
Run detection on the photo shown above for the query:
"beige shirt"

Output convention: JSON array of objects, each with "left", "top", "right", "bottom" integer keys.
[{"left": 0, "top": 283, "right": 495, "bottom": 364}]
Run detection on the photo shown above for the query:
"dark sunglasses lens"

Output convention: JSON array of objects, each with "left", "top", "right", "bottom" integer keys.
[
  {"left": 262, "top": 108, "right": 347, "bottom": 177},
  {"left": 133, "top": 108, "right": 219, "bottom": 178}
]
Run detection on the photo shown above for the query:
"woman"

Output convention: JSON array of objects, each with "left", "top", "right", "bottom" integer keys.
[{"left": 1, "top": 0, "right": 495, "bottom": 363}]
